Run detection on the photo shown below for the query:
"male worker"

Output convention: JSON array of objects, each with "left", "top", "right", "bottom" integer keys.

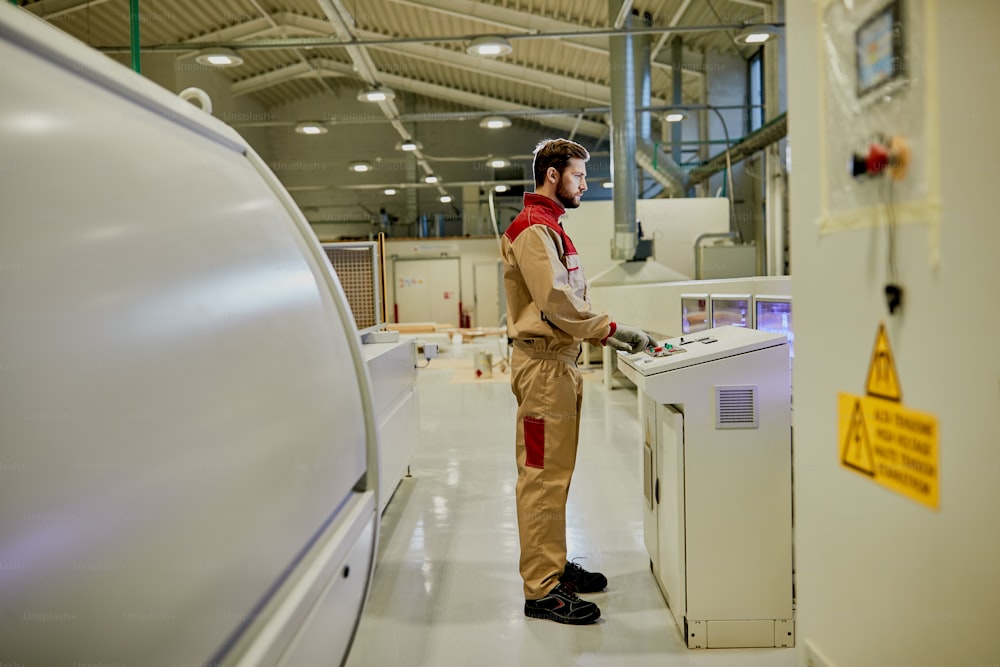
[{"left": 502, "top": 138, "right": 652, "bottom": 625}]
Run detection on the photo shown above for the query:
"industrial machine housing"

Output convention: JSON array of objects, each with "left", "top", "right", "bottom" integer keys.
[{"left": 618, "top": 326, "right": 794, "bottom": 649}]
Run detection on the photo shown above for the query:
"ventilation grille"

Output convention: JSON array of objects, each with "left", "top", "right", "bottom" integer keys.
[
  {"left": 715, "top": 385, "right": 759, "bottom": 429},
  {"left": 323, "top": 243, "right": 382, "bottom": 331}
]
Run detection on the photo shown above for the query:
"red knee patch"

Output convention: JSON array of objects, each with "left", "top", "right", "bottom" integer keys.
[{"left": 524, "top": 417, "right": 544, "bottom": 469}]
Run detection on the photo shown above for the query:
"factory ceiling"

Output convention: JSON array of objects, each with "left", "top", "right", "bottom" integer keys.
[{"left": 21, "top": 0, "right": 780, "bottom": 229}]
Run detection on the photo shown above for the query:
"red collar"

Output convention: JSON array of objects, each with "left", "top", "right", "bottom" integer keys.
[{"left": 522, "top": 192, "right": 566, "bottom": 217}]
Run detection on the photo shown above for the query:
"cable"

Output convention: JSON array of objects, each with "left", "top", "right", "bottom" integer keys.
[{"left": 883, "top": 175, "right": 902, "bottom": 314}]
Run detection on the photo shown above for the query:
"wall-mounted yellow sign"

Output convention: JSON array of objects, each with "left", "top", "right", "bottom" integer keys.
[{"left": 838, "top": 323, "right": 940, "bottom": 510}]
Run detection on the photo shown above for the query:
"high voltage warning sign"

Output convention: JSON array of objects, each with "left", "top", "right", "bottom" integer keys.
[
  {"left": 866, "top": 323, "right": 902, "bottom": 401},
  {"left": 838, "top": 324, "right": 940, "bottom": 510}
]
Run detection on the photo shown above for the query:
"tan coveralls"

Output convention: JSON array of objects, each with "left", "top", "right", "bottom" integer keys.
[{"left": 501, "top": 193, "right": 615, "bottom": 599}]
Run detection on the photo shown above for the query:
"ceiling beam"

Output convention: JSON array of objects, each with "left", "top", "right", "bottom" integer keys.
[
  {"left": 305, "top": 58, "right": 609, "bottom": 139},
  {"left": 24, "top": 0, "right": 111, "bottom": 19},
  {"left": 220, "top": 15, "right": 624, "bottom": 106},
  {"left": 384, "top": 0, "right": 706, "bottom": 81}
]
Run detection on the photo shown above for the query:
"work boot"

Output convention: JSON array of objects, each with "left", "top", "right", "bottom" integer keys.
[
  {"left": 559, "top": 560, "right": 608, "bottom": 593},
  {"left": 524, "top": 583, "right": 601, "bottom": 625}
]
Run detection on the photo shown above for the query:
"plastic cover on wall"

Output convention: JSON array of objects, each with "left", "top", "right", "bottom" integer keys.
[{"left": 816, "top": 0, "right": 941, "bottom": 255}]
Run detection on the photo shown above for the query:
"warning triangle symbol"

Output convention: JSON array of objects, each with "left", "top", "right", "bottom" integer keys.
[
  {"left": 841, "top": 399, "right": 876, "bottom": 477},
  {"left": 865, "top": 323, "right": 902, "bottom": 401}
]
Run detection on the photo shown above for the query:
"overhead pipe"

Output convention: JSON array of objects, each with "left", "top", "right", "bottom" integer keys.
[
  {"left": 608, "top": 1, "right": 637, "bottom": 261},
  {"left": 96, "top": 22, "right": 786, "bottom": 54},
  {"left": 671, "top": 37, "right": 683, "bottom": 166},
  {"left": 128, "top": 0, "right": 140, "bottom": 73},
  {"left": 633, "top": 13, "right": 685, "bottom": 198},
  {"left": 686, "top": 112, "right": 787, "bottom": 186}
]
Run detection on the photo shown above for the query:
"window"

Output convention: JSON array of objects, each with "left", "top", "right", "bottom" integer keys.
[{"left": 748, "top": 51, "right": 764, "bottom": 132}]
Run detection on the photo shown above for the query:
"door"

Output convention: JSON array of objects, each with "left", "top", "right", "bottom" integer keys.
[
  {"left": 657, "top": 402, "right": 687, "bottom": 634},
  {"left": 393, "top": 257, "right": 461, "bottom": 324}
]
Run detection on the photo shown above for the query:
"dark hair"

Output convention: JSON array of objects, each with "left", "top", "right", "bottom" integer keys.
[{"left": 532, "top": 139, "right": 590, "bottom": 187}]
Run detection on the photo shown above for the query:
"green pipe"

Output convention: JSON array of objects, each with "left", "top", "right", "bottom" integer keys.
[
  {"left": 9, "top": 1, "right": 18, "bottom": 6},
  {"left": 129, "top": 0, "right": 141, "bottom": 73},
  {"left": 655, "top": 139, "right": 741, "bottom": 146}
]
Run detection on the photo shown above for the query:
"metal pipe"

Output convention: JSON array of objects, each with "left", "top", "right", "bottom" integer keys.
[
  {"left": 707, "top": 104, "right": 739, "bottom": 242},
  {"left": 687, "top": 112, "right": 787, "bottom": 186},
  {"left": 128, "top": 0, "right": 140, "bottom": 73},
  {"left": 608, "top": 0, "right": 637, "bottom": 261},
  {"left": 671, "top": 38, "right": 683, "bottom": 166},
  {"left": 224, "top": 105, "right": 761, "bottom": 128},
  {"left": 96, "top": 22, "right": 785, "bottom": 54}
]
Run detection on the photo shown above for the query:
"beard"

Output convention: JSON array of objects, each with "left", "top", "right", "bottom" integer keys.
[{"left": 555, "top": 182, "right": 582, "bottom": 209}]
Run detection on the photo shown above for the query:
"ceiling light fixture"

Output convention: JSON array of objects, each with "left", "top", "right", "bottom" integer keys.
[
  {"left": 487, "top": 158, "right": 510, "bottom": 169},
  {"left": 494, "top": 184, "right": 509, "bottom": 193},
  {"left": 734, "top": 25, "right": 781, "bottom": 45},
  {"left": 396, "top": 139, "right": 421, "bottom": 152},
  {"left": 424, "top": 175, "right": 439, "bottom": 184},
  {"left": 466, "top": 35, "right": 513, "bottom": 57},
  {"left": 294, "top": 121, "right": 327, "bottom": 135},
  {"left": 602, "top": 180, "right": 614, "bottom": 189},
  {"left": 194, "top": 47, "right": 243, "bottom": 68},
  {"left": 357, "top": 87, "right": 396, "bottom": 103},
  {"left": 479, "top": 115, "right": 512, "bottom": 130},
  {"left": 663, "top": 111, "right": 687, "bottom": 122},
  {"left": 439, "top": 195, "right": 453, "bottom": 203},
  {"left": 349, "top": 161, "right": 374, "bottom": 173},
  {"left": 384, "top": 188, "right": 397, "bottom": 195}
]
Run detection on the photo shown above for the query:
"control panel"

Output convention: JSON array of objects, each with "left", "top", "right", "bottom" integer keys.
[{"left": 620, "top": 326, "right": 787, "bottom": 377}]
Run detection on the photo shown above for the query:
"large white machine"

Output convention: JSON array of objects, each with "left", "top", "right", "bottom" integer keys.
[
  {"left": 0, "top": 6, "right": 378, "bottom": 666},
  {"left": 618, "top": 326, "right": 794, "bottom": 649}
]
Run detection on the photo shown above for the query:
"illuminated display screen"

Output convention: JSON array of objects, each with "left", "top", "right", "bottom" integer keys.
[
  {"left": 856, "top": 0, "right": 904, "bottom": 97},
  {"left": 755, "top": 298, "right": 794, "bottom": 358},
  {"left": 681, "top": 296, "right": 710, "bottom": 334},
  {"left": 711, "top": 297, "right": 750, "bottom": 328}
]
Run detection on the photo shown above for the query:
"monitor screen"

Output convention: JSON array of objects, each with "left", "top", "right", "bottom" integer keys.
[
  {"left": 855, "top": 0, "right": 905, "bottom": 98},
  {"left": 710, "top": 295, "right": 751, "bottom": 328},
  {"left": 755, "top": 296, "right": 793, "bottom": 357},
  {"left": 681, "top": 295, "right": 710, "bottom": 334}
]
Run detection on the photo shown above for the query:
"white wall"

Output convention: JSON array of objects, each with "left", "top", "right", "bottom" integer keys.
[
  {"left": 378, "top": 197, "right": 734, "bottom": 328},
  {"left": 568, "top": 197, "right": 730, "bottom": 280},
  {"left": 788, "top": 2, "right": 1000, "bottom": 666},
  {"left": 590, "top": 276, "right": 790, "bottom": 339},
  {"left": 383, "top": 238, "right": 501, "bottom": 325}
]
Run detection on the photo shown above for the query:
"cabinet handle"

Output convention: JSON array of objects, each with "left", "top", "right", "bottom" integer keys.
[{"left": 654, "top": 478, "right": 660, "bottom": 505}]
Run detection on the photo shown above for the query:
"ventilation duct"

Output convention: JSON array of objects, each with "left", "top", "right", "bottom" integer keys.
[
  {"left": 608, "top": 1, "right": 638, "bottom": 261},
  {"left": 609, "top": 5, "right": 686, "bottom": 261}
]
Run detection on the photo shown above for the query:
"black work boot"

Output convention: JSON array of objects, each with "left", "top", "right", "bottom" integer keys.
[
  {"left": 559, "top": 560, "right": 608, "bottom": 593},
  {"left": 524, "top": 582, "right": 601, "bottom": 625}
]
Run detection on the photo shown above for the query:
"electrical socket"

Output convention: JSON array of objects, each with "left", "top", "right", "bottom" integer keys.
[{"left": 422, "top": 343, "right": 438, "bottom": 360}]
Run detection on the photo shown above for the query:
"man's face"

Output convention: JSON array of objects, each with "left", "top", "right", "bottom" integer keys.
[{"left": 554, "top": 157, "right": 588, "bottom": 209}]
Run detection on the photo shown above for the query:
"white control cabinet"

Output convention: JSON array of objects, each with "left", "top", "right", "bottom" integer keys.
[
  {"left": 618, "top": 326, "right": 794, "bottom": 649},
  {"left": 364, "top": 339, "right": 420, "bottom": 513}
]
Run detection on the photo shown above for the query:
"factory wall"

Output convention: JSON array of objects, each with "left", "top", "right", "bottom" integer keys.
[{"left": 787, "top": 1, "right": 1000, "bottom": 665}]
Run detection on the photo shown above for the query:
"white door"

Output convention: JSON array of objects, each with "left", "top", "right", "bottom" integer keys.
[
  {"left": 657, "top": 402, "right": 687, "bottom": 634},
  {"left": 393, "top": 257, "right": 461, "bottom": 325}
]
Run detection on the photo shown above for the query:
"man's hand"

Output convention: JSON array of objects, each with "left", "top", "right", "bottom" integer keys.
[{"left": 607, "top": 323, "right": 653, "bottom": 354}]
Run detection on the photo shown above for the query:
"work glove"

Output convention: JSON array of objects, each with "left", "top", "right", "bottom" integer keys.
[{"left": 607, "top": 323, "right": 653, "bottom": 354}]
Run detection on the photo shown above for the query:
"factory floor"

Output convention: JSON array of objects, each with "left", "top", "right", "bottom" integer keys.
[{"left": 344, "top": 334, "right": 796, "bottom": 667}]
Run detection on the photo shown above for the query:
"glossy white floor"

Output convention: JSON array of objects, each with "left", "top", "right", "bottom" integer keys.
[{"left": 345, "top": 335, "right": 795, "bottom": 667}]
